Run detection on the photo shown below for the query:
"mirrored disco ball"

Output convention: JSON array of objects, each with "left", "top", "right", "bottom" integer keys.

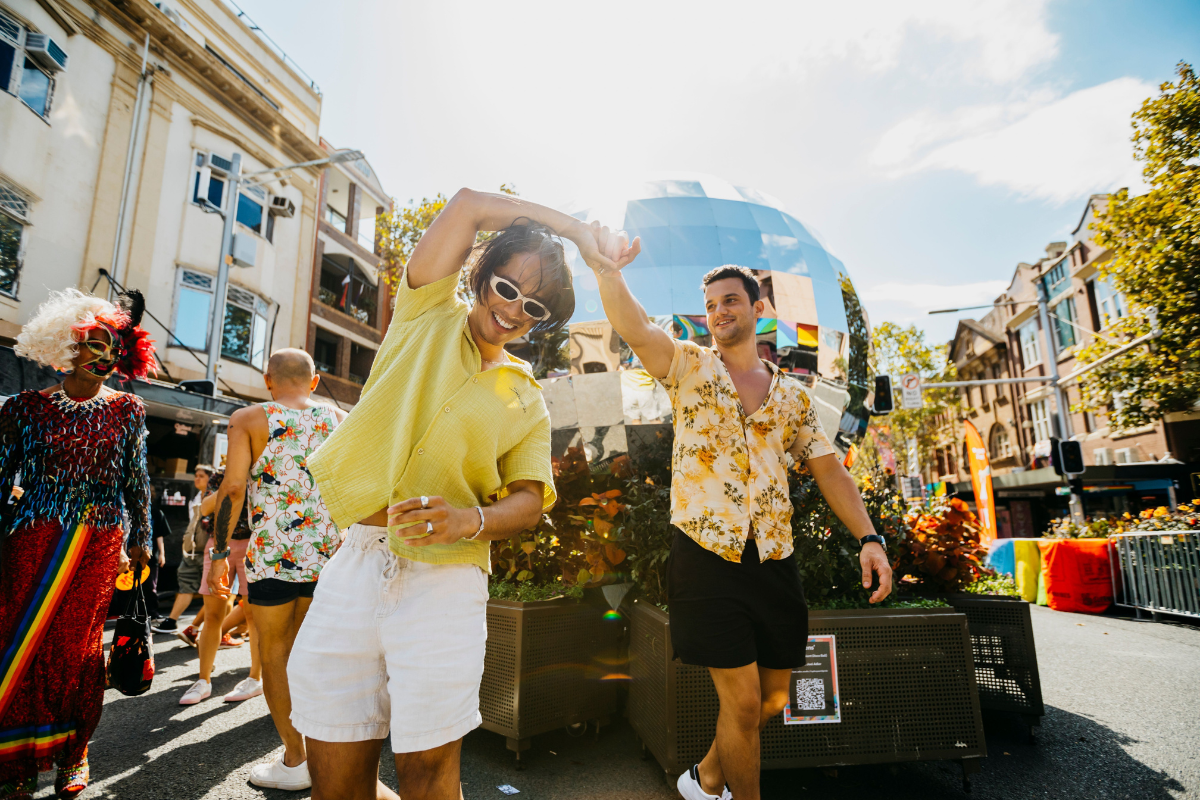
[{"left": 533, "top": 174, "right": 874, "bottom": 465}]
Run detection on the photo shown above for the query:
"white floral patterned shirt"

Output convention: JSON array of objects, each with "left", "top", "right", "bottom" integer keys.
[{"left": 660, "top": 340, "right": 835, "bottom": 563}]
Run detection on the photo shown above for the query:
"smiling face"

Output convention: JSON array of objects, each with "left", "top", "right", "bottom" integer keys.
[
  {"left": 467, "top": 251, "right": 554, "bottom": 350},
  {"left": 704, "top": 277, "right": 763, "bottom": 346},
  {"left": 73, "top": 326, "right": 120, "bottom": 382}
]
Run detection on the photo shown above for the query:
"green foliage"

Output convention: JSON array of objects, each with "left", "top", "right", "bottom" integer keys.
[
  {"left": 488, "top": 579, "right": 583, "bottom": 602},
  {"left": 963, "top": 571, "right": 1020, "bottom": 598},
  {"left": 1078, "top": 62, "right": 1200, "bottom": 428},
  {"left": 895, "top": 496, "right": 990, "bottom": 593},
  {"left": 376, "top": 194, "right": 449, "bottom": 292},
  {"left": 870, "top": 322, "right": 959, "bottom": 476},
  {"left": 525, "top": 328, "right": 570, "bottom": 379},
  {"left": 614, "top": 433, "right": 675, "bottom": 608}
]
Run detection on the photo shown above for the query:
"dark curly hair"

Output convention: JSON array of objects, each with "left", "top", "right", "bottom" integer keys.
[
  {"left": 701, "top": 264, "right": 760, "bottom": 303},
  {"left": 467, "top": 219, "right": 575, "bottom": 334}
]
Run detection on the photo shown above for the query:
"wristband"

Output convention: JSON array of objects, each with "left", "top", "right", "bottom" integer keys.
[
  {"left": 210, "top": 548, "right": 231, "bottom": 561},
  {"left": 466, "top": 507, "right": 486, "bottom": 541},
  {"left": 859, "top": 534, "right": 886, "bottom": 549}
]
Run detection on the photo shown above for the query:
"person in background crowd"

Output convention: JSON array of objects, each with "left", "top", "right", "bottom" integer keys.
[
  {"left": 0, "top": 288, "right": 156, "bottom": 799},
  {"left": 291, "top": 189, "right": 594, "bottom": 800},
  {"left": 206, "top": 348, "right": 346, "bottom": 790},
  {"left": 154, "top": 465, "right": 213, "bottom": 636},
  {"left": 588, "top": 242, "right": 893, "bottom": 800}
]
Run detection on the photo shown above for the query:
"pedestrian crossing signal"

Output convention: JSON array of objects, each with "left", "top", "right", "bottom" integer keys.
[
  {"left": 872, "top": 375, "right": 894, "bottom": 414},
  {"left": 1051, "top": 438, "right": 1085, "bottom": 477}
]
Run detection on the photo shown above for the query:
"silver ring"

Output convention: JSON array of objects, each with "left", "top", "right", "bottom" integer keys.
[
  {"left": 425, "top": 521, "right": 434, "bottom": 534},
  {"left": 420, "top": 495, "right": 429, "bottom": 509}
]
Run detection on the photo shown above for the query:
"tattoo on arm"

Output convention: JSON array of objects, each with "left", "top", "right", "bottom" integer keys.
[{"left": 215, "top": 496, "right": 232, "bottom": 553}]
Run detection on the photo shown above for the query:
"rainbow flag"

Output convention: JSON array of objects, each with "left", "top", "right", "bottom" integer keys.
[
  {"left": 0, "top": 722, "right": 75, "bottom": 762},
  {"left": 0, "top": 521, "right": 93, "bottom": 720}
]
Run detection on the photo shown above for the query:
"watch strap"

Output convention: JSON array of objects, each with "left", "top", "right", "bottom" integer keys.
[{"left": 859, "top": 534, "right": 885, "bottom": 548}]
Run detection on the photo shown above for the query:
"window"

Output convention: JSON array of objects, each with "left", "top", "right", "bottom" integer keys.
[
  {"left": 1041, "top": 257, "right": 1070, "bottom": 298},
  {"left": 1093, "top": 275, "right": 1127, "bottom": 329},
  {"left": 0, "top": 11, "right": 55, "bottom": 120},
  {"left": 1019, "top": 321, "right": 1041, "bottom": 367},
  {"left": 236, "top": 191, "right": 264, "bottom": 235},
  {"left": 1030, "top": 399, "right": 1053, "bottom": 443},
  {"left": 172, "top": 269, "right": 272, "bottom": 369},
  {"left": 313, "top": 329, "right": 339, "bottom": 374},
  {"left": 349, "top": 342, "right": 375, "bottom": 384},
  {"left": 989, "top": 424, "right": 1012, "bottom": 460},
  {"left": 0, "top": 177, "right": 30, "bottom": 298},
  {"left": 319, "top": 256, "right": 377, "bottom": 327},
  {"left": 192, "top": 160, "right": 225, "bottom": 208},
  {"left": 325, "top": 204, "right": 346, "bottom": 229},
  {"left": 1051, "top": 297, "right": 1077, "bottom": 350}
]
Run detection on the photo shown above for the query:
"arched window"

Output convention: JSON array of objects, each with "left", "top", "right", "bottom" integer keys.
[{"left": 989, "top": 424, "right": 1012, "bottom": 460}]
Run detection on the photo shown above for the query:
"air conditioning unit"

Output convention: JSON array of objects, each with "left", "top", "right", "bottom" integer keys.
[
  {"left": 269, "top": 195, "right": 296, "bottom": 218},
  {"left": 1115, "top": 447, "right": 1139, "bottom": 465},
  {"left": 24, "top": 34, "right": 68, "bottom": 73},
  {"left": 1093, "top": 447, "right": 1112, "bottom": 466},
  {"left": 201, "top": 152, "right": 233, "bottom": 175},
  {"left": 231, "top": 233, "right": 256, "bottom": 268}
]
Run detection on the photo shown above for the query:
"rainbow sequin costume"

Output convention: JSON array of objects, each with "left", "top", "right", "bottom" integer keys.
[{"left": 0, "top": 389, "right": 150, "bottom": 795}]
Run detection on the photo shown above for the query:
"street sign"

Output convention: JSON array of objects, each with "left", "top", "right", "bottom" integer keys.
[{"left": 900, "top": 372, "right": 923, "bottom": 409}]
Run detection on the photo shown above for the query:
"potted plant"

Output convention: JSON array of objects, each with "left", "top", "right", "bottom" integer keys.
[
  {"left": 479, "top": 447, "right": 629, "bottom": 767},
  {"left": 896, "top": 497, "right": 1045, "bottom": 736},
  {"left": 622, "top": 451, "right": 987, "bottom": 790}
]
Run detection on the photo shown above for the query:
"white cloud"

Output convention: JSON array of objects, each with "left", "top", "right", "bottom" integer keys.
[{"left": 873, "top": 78, "right": 1155, "bottom": 202}]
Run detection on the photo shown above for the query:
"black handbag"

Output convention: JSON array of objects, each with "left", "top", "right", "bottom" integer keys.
[{"left": 106, "top": 562, "right": 156, "bottom": 696}]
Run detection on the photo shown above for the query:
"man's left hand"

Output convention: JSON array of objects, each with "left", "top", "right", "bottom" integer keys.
[
  {"left": 389, "top": 496, "right": 476, "bottom": 546},
  {"left": 860, "top": 542, "right": 893, "bottom": 604},
  {"left": 207, "top": 556, "right": 231, "bottom": 597},
  {"left": 128, "top": 545, "right": 150, "bottom": 567}
]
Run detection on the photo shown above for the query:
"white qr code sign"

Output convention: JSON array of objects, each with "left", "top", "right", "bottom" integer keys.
[{"left": 783, "top": 635, "right": 840, "bottom": 725}]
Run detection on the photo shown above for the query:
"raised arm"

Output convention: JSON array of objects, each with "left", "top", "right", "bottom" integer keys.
[
  {"left": 587, "top": 223, "right": 674, "bottom": 379},
  {"left": 405, "top": 188, "right": 620, "bottom": 290}
]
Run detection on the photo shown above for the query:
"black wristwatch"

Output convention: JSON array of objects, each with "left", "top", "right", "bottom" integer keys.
[{"left": 859, "top": 534, "right": 886, "bottom": 549}]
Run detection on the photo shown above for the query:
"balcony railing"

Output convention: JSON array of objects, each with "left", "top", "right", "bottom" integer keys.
[{"left": 318, "top": 287, "right": 374, "bottom": 327}]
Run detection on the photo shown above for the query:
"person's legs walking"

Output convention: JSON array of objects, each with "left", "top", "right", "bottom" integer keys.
[
  {"left": 702, "top": 665, "right": 764, "bottom": 800},
  {"left": 308, "top": 739, "right": 398, "bottom": 800},
  {"left": 394, "top": 739, "right": 464, "bottom": 800},
  {"left": 697, "top": 666, "right": 792, "bottom": 796},
  {"left": 250, "top": 596, "right": 312, "bottom": 767}
]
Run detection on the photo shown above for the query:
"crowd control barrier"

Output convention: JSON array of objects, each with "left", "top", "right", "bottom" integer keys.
[{"left": 1109, "top": 532, "right": 1200, "bottom": 621}]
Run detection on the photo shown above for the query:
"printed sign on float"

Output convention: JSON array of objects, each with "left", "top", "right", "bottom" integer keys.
[
  {"left": 900, "top": 372, "right": 923, "bottom": 409},
  {"left": 783, "top": 635, "right": 839, "bottom": 725}
]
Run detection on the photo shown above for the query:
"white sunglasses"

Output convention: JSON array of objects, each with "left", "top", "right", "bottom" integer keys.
[{"left": 489, "top": 275, "right": 551, "bottom": 321}]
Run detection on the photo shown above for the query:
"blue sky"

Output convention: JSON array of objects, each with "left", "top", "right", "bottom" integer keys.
[{"left": 230, "top": 0, "right": 1198, "bottom": 344}]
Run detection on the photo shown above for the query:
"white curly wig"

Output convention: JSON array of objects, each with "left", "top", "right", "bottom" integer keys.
[{"left": 14, "top": 288, "right": 120, "bottom": 372}]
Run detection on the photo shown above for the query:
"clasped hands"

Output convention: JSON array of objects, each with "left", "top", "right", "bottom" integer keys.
[
  {"left": 572, "top": 220, "right": 640, "bottom": 276},
  {"left": 389, "top": 496, "right": 480, "bottom": 546}
]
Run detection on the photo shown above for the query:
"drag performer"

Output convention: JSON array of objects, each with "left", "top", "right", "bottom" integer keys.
[{"left": 0, "top": 288, "right": 156, "bottom": 799}]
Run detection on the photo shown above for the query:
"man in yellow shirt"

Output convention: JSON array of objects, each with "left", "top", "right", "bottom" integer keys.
[
  {"left": 589, "top": 230, "right": 892, "bottom": 800},
  {"left": 288, "top": 189, "right": 630, "bottom": 800}
]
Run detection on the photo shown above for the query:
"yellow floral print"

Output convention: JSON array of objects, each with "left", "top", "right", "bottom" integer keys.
[{"left": 660, "top": 339, "right": 835, "bottom": 563}]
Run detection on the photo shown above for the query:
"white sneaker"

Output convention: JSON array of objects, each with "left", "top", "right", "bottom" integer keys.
[
  {"left": 677, "top": 765, "right": 721, "bottom": 800},
  {"left": 223, "top": 677, "right": 263, "bottom": 702},
  {"left": 179, "top": 679, "right": 211, "bottom": 705},
  {"left": 720, "top": 787, "right": 733, "bottom": 800},
  {"left": 249, "top": 754, "right": 311, "bottom": 791}
]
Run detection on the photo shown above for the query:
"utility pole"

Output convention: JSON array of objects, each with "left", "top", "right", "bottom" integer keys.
[
  {"left": 1035, "top": 282, "right": 1072, "bottom": 441},
  {"left": 205, "top": 153, "right": 241, "bottom": 387}
]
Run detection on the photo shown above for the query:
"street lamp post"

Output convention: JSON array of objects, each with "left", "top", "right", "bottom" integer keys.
[{"left": 199, "top": 148, "right": 364, "bottom": 389}]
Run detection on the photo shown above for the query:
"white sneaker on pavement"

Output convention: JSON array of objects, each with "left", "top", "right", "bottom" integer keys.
[
  {"left": 179, "top": 679, "right": 211, "bottom": 705},
  {"left": 249, "top": 754, "right": 311, "bottom": 791},
  {"left": 677, "top": 765, "right": 721, "bottom": 800},
  {"left": 720, "top": 786, "right": 733, "bottom": 800},
  {"left": 223, "top": 677, "right": 263, "bottom": 702}
]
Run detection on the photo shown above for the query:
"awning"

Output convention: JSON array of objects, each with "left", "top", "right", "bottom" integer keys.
[{"left": 127, "top": 379, "right": 248, "bottom": 425}]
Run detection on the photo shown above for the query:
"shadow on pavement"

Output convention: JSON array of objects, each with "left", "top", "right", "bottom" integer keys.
[{"left": 760, "top": 705, "right": 1185, "bottom": 800}]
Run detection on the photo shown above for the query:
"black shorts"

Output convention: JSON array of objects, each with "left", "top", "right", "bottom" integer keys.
[
  {"left": 248, "top": 578, "right": 317, "bottom": 607},
  {"left": 667, "top": 528, "right": 808, "bottom": 670}
]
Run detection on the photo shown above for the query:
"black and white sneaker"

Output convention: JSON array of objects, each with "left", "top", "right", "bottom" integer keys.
[
  {"left": 151, "top": 618, "right": 179, "bottom": 634},
  {"left": 676, "top": 765, "right": 721, "bottom": 800}
]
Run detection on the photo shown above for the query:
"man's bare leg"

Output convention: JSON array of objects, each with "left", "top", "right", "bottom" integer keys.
[
  {"left": 698, "top": 666, "right": 793, "bottom": 795},
  {"left": 394, "top": 739, "right": 464, "bottom": 800},
  {"left": 241, "top": 600, "right": 262, "bottom": 682},
  {"left": 251, "top": 597, "right": 313, "bottom": 767},
  {"left": 308, "top": 738, "right": 398, "bottom": 800},
  {"left": 197, "top": 594, "right": 230, "bottom": 682},
  {"left": 167, "top": 592, "right": 193, "bottom": 621}
]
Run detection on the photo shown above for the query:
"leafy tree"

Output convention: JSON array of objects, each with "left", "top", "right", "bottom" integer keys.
[
  {"left": 1078, "top": 62, "right": 1200, "bottom": 429},
  {"left": 376, "top": 193, "right": 448, "bottom": 293},
  {"left": 871, "top": 321, "right": 959, "bottom": 477}
]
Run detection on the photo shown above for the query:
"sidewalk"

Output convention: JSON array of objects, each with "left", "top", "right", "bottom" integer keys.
[{"left": 31, "top": 604, "right": 1199, "bottom": 799}]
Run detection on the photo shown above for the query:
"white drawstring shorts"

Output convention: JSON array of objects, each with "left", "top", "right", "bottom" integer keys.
[{"left": 288, "top": 523, "right": 489, "bottom": 753}]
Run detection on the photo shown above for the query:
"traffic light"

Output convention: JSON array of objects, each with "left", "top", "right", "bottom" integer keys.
[
  {"left": 872, "top": 375, "right": 894, "bottom": 414},
  {"left": 1051, "top": 438, "right": 1085, "bottom": 477},
  {"left": 179, "top": 379, "right": 216, "bottom": 396}
]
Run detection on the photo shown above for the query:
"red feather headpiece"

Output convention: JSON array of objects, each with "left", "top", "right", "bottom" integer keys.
[{"left": 72, "top": 290, "right": 158, "bottom": 380}]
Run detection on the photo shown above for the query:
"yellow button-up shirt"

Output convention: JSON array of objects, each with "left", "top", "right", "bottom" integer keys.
[
  {"left": 661, "top": 339, "right": 835, "bottom": 563},
  {"left": 308, "top": 269, "right": 556, "bottom": 572}
]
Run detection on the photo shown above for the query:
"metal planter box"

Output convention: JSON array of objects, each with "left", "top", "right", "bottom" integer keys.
[
  {"left": 479, "top": 597, "right": 624, "bottom": 765},
  {"left": 628, "top": 602, "right": 986, "bottom": 786},
  {"left": 944, "top": 594, "right": 1044, "bottom": 731}
]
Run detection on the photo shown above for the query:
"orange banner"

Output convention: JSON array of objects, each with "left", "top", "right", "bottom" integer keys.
[{"left": 964, "top": 420, "right": 997, "bottom": 547}]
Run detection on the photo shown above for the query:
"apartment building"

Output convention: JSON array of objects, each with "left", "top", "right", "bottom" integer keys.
[
  {"left": 0, "top": 0, "right": 324, "bottom": 401},
  {"left": 305, "top": 137, "right": 390, "bottom": 408},
  {"left": 934, "top": 195, "right": 1199, "bottom": 531}
]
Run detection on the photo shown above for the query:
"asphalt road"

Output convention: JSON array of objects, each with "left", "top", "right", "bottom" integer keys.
[{"left": 29, "top": 603, "right": 1199, "bottom": 799}]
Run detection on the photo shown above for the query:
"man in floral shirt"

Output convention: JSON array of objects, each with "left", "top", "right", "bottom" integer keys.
[
  {"left": 206, "top": 348, "right": 347, "bottom": 791},
  {"left": 589, "top": 228, "right": 892, "bottom": 800}
]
